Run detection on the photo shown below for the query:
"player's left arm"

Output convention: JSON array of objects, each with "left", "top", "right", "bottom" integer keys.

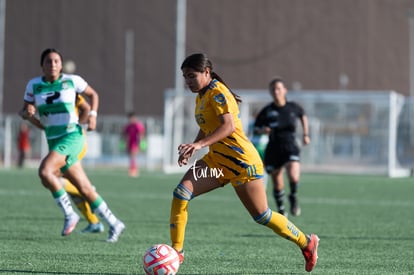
[
  {"left": 77, "top": 95, "right": 91, "bottom": 124},
  {"left": 300, "top": 114, "right": 310, "bottom": 145},
  {"left": 82, "top": 85, "right": 99, "bottom": 131}
]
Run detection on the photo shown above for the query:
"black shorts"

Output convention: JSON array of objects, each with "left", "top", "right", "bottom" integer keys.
[{"left": 264, "top": 141, "right": 300, "bottom": 173}]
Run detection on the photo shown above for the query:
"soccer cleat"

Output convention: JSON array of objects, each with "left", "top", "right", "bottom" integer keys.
[
  {"left": 61, "top": 213, "right": 80, "bottom": 236},
  {"left": 301, "top": 234, "right": 319, "bottom": 272},
  {"left": 81, "top": 222, "right": 104, "bottom": 233},
  {"left": 174, "top": 249, "right": 184, "bottom": 264},
  {"left": 289, "top": 194, "right": 301, "bottom": 216},
  {"left": 291, "top": 205, "right": 301, "bottom": 216},
  {"left": 106, "top": 220, "right": 125, "bottom": 243}
]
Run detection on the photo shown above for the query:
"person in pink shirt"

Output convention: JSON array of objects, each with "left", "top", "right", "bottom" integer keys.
[{"left": 123, "top": 112, "right": 145, "bottom": 177}]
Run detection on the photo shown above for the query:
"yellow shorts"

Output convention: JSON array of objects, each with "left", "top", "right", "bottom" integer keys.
[{"left": 202, "top": 151, "right": 264, "bottom": 187}]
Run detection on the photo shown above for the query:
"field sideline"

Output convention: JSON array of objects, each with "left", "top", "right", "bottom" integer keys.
[{"left": 0, "top": 168, "right": 413, "bottom": 274}]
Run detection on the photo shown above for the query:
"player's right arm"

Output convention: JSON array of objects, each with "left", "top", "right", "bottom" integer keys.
[
  {"left": 25, "top": 115, "right": 45, "bottom": 130},
  {"left": 177, "top": 129, "right": 206, "bottom": 166},
  {"left": 20, "top": 78, "right": 47, "bottom": 129},
  {"left": 253, "top": 107, "right": 271, "bottom": 135},
  {"left": 19, "top": 104, "right": 45, "bottom": 130},
  {"left": 20, "top": 102, "right": 36, "bottom": 118},
  {"left": 193, "top": 129, "right": 205, "bottom": 143}
]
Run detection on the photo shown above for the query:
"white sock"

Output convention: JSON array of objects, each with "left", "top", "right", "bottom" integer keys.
[
  {"left": 94, "top": 200, "right": 118, "bottom": 227},
  {"left": 55, "top": 192, "right": 75, "bottom": 217}
]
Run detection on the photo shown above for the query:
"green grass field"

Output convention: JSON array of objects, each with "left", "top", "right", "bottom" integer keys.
[{"left": 0, "top": 168, "right": 413, "bottom": 274}]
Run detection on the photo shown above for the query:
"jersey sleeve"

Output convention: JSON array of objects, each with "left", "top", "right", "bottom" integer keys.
[
  {"left": 292, "top": 101, "right": 305, "bottom": 117},
  {"left": 210, "top": 89, "right": 233, "bottom": 116},
  {"left": 23, "top": 79, "right": 36, "bottom": 103},
  {"left": 253, "top": 105, "right": 268, "bottom": 128},
  {"left": 71, "top": 74, "right": 88, "bottom": 93}
]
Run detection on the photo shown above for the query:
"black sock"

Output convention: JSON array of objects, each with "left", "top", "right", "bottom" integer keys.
[
  {"left": 289, "top": 181, "right": 298, "bottom": 196},
  {"left": 273, "top": 190, "right": 285, "bottom": 211}
]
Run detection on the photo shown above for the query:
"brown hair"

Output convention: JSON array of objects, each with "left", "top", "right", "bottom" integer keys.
[
  {"left": 268, "top": 77, "right": 285, "bottom": 92},
  {"left": 181, "top": 53, "right": 242, "bottom": 103},
  {"left": 40, "top": 48, "right": 63, "bottom": 67}
]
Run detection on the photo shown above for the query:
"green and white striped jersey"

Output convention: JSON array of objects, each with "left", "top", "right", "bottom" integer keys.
[{"left": 23, "top": 73, "right": 88, "bottom": 140}]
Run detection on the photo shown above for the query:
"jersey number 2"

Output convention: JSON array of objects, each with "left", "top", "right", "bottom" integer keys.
[{"left": 45, "top": 91, "right": 60, "bottom": 104}]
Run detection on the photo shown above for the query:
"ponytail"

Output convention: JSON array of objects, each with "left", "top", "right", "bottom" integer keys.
[{"left": 211, "top": 71, "right": 242, "bottom": 104}]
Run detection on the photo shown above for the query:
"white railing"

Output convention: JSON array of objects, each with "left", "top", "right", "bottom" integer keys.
[{"left": 163, "top": 89, "right": 414, "bottom": 177}]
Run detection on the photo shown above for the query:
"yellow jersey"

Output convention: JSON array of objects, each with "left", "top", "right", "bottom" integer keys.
[{"left": 195, "top": 79, "right": 264, "bottom": 186}]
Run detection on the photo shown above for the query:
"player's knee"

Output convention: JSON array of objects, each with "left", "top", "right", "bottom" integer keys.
[
  {"left": 77, "top": 185, "right": 96, "bottom": 200},
  {"left": 38, "top": 165, "right": 55, "bottom": 183},
  {"left": 254, "top": 208, "right": 272, "bottom": 225},
  {"left": 173, "top": 183, "right": 193, "bottom": 201}
]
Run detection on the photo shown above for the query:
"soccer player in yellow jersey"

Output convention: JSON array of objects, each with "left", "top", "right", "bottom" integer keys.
[
  {"left": 20, "top": 94, "right": 104, "bottom": 233},
  {"left": 169, "top": 53, "right": 319, "bottom": 272}
]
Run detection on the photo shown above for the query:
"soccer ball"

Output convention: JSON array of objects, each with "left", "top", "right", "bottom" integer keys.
[{"left": 143, "top": 244, "right": 180, "bottom": 275}]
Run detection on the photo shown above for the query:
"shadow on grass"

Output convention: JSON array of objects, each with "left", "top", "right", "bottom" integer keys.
[
  {"left": 239, "top": 233, "right": 414, "bottom": 241},
  {"left": 1, "top": 271, "right": 284, "bottom": 275},
  {"left": 0, "top": 270, "right": 128, "bottom": 275},
  {"left": 178, "top": 273, "right": 289, "bottom": 275}
]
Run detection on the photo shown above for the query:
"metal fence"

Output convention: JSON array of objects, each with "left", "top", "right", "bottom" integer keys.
[{"left": 0, "top": 114, "right": 164, "bottom": 171}]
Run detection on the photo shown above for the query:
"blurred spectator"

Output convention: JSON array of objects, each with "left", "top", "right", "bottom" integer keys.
[
  {"left": 17, "top": 122, "right": 31, "bottom": 168},
  {"left": 123, "top": 112, "right": 145, "bottom": 177}
]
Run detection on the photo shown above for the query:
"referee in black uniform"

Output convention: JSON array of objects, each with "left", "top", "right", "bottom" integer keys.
[{"left": 253, "top": 77, "right": 310, "bottom": 217}]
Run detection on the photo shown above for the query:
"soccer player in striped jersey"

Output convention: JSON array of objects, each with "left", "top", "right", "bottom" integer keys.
[
  {"left": 169, "top": 53, "right": 319, "bottom": 272},
  {"left": 21, "top": 94, "right": 104, "bottom": 234},
  {"left": 20, "top": 48, "right": 124, "bottom": 242}
]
